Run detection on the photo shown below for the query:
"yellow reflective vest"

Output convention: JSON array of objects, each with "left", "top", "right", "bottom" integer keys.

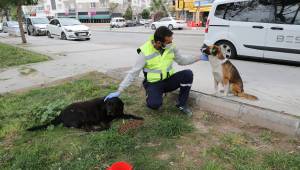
[{"left": 139, "top": 36, "right": 175, "bottom": 83}]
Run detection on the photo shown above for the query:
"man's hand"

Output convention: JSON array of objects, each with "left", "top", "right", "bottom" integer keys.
[
  {"left": 104, "top": 91, "right": 121, "bottom": 101},
  {"left": 200, "top": 54, "right": 209, "bottom": 61}
]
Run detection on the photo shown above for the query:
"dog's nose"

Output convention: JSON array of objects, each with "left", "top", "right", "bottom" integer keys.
[{"left": 201, "top": 44, "right": 209, "bottom": 54}]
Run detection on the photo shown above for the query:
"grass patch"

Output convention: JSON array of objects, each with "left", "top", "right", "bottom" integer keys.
[
  {"left": 207, "top": 132, "right": 300, "bottom": 170},
  {"left": 0, "top": 73, "right": 193, "bottom": 169},
  {"left": 0, "top": 72, "right": 299, "bottom": 169},
  {"left": 0, "top": 43, "right": 49, "bottom": 68}
]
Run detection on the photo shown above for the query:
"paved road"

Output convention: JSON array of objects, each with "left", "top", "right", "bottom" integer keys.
[{"left": 0, "top": 31, "right": 299, "bottom": 117}]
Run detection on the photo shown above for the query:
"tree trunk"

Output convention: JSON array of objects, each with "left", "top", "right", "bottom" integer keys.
[
  {"left": 16, "top": 4, "right": 27, "bottom": 44},
  {"left": 4, "top": 8, "right": 10, "bottom": 21}
]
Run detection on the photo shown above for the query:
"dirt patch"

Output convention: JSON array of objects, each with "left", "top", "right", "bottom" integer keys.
[{"left": 156, "top": 153, "right": 171, "bottom": 160}]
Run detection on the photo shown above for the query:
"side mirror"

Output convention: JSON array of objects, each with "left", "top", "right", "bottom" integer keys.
[{"left": 57, "top": 24, "right": 61, "bottom": 27}]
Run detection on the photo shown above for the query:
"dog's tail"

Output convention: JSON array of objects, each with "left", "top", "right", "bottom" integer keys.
[
  {"left": 238, "top": 92, "right": 258, "bottom": 100},
  {"left": 119, "top": 114, "right": 144, "bottom": 120},
  {"left": 27, "top": 117, "right": 61, "bottom": 131}
]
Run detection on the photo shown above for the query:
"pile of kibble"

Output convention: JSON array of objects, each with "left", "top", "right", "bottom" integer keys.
[{"left": 118, "top": 120, "right": 144, "bottom": 134}]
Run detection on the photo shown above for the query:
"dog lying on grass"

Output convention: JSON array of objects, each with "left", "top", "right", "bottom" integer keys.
[{"left": 27, "top": 97, "right": 144, "bottom": 132}]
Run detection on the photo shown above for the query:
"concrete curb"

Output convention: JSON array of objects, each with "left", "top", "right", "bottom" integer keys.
[{"left": 189, "top": 90, "right": 300, "bottom": 136}]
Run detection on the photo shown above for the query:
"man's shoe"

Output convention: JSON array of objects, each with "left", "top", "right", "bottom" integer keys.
[{"left": 176, "top": 105, "right": 193, "bottom": 117}]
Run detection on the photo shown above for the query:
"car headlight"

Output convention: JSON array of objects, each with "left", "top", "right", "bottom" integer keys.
[{"left": 65, "top": 29, "right": 73, "bottom": 32}]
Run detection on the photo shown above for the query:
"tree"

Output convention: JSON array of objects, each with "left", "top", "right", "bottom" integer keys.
[
  {"left": 109, "top": 2, "right": 119, "bottom": 14},
  {"left": 1, "top": 0, "right": 39, "bottom": 43},
  {"left": 150, "top": 0, "right": 168, "bottom": 21},
  {"left": 124, "top": 5, "right": 132, "bottom": 20},
  {"left": 0, "top": 1, "right": 10, "bottom": 21},
  {"left": 141, "top": 9, "right": 150, "bottom": 19}
]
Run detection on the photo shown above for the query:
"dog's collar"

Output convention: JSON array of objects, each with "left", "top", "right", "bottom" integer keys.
[{"left": 221, "top": 58, "right": 228, "bottom": 64}]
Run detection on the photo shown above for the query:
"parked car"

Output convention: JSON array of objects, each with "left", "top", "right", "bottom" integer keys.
[
  {"left": 25, "top": 17, "right": 49, "bottom": 36},
  {"left": 110, "top": 17, "right": 126, "bottom": 28},
  {"left": 151, "top": 17, "right": 186, "bottom": 30},
  {"left": 125, "top": 20, "right": 137, "bottom": 27},
  {"left": 138, "top": 19, "right": 147, "bottom": 25},
  {"left": 2, "top": 21, "right": 21, "bottom": 36},
  {"left": 0, "top": 23, "right": 3, "bottom": 32},
  {"left": 47, "top": 18, "right": 91, "bottom": 40},
  {"left": 204, "top": 0, "right": 300, "bottom": 62}
]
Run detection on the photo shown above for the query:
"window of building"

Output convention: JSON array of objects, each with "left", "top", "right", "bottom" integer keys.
[{"left": 91, "top": 2, "right": 96, "bottom": 8}]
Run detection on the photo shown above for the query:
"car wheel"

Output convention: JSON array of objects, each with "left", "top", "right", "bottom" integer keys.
[
  {"left": 33, "top": 29, "right": 37, "bottom": 36},
  {"left": 168, "top": 24, "right": 174, "bottom": 30},
  {"left": 86, "top": 38, "right": 90, "bottom": 41},
  {"left": 215, "top": 41, "right": 237, "bottom": 59},
  {"left": 61, "top": 32, "right": 67, "bottom": 40},
  {"left": 47, "top": 31, "right": 53, "bottom": 38},
  {"left": 178, "top": 27, "right": 183, "bottom": 30},
  {"left": 151, "top": 24, "right": 156, "bottom": 30}
]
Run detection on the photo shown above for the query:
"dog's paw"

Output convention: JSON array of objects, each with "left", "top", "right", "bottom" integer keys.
[{"left": 213, "top": 92, "right": 222, "bottom": 97}]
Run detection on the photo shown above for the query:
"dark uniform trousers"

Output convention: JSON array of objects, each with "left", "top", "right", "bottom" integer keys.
[{"left": 143, "top": 69, "right": 194, "bottom": 110}]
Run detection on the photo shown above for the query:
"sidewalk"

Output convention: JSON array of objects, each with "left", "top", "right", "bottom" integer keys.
[{"left": 0, "top": 35, "right": 300, "bottom": 135}]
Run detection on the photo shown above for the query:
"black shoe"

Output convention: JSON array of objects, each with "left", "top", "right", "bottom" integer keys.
[{"left": 176, "top": 105, "right": 193, "bottom": 117}]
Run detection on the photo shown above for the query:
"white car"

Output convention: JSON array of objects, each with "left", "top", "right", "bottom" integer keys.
[
  {"left": 204, "top": 0, "right": 300, "bottom": 62},
  {"left": 0, "top": 23, "right": 3, "bottom": 32},
  {"left": 47, "top": 18, "right": 91, "bottom": 40},
  {"left": 110, "top": 17, "right": 126, "bottom": 28},
  {"left": 151, "top": 17, "right": 186, "bottom": 30}
]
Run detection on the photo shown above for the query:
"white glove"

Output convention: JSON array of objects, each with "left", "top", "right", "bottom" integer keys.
[{"left": 104, "top": 91, "right": 121, "bottom": 101}]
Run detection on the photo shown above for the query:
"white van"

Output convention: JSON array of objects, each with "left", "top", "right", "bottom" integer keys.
[
  {"left": 110, "top": 17, "right": 126, "bottom": 28},
  {"left": 204, "top": 0, "right": 300, "bottom": 62}
]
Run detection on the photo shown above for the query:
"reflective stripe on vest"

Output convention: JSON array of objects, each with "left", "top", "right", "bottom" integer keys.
[{"left": 143, "top": 65, "right": 173, "bottom": 74}]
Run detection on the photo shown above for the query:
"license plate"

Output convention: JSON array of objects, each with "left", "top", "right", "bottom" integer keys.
[{"left": 79, "top": 33, "right": 87, "bottom": 36}]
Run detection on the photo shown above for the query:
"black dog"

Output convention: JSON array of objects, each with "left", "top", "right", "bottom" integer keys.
[{"left": 27, "top": 97, "right": 144, "bottom": 132}]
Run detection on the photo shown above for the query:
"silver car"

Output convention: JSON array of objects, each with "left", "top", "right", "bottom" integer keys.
[
  {"left": 25, "top": 17, "right": 49, "bottom": 36},
  {"left": 3, "top": 21, "right": 21, "bottom": 36},
  {"left": 0, "top": 23, "right": 3, "bottom": 32}
]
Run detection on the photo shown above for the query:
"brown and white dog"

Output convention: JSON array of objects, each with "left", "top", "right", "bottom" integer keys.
[{"left": 203, "top": 45, "right": 258, "bottom": 100}]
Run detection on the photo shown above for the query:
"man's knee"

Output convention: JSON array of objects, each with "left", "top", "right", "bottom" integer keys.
[
  {"left": 183, "top": 69, "right": 193, "bottom": 82},
  {"left": 147, "top": 100, "right": 162, "bottom": 110}
]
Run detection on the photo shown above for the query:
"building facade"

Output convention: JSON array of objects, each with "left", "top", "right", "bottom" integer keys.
[
  {"left": 175, "top": 0, "right": 214, "bottom": 25},
  {"left": 22, "top": 0, "right": 151, "bottom": 23}
]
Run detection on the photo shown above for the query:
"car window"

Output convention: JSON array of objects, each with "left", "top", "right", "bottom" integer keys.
[
  {"left": 59, "top": 18, "right": 81, "bottom": 26},
  {"left": 7, "top": 21, "right": 19, "bottom": 27},
  {"left": 50, "top": 20, "right": 56, "bottom": 25},
  {"left": 215, "top": 0, "right": 273, "bottom": 23},
  {"left": 269, "top": 0, "right": 300, "bottom": 25},
  {"left": 31, "top": 18, "right": 49, "bottom": 24}
]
